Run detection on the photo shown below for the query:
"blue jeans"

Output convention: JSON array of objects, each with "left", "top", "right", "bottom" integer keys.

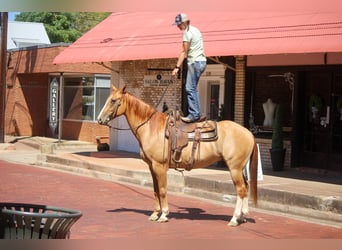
[{"left": 185, "top": 61, "right": 207, "bottom": 120}]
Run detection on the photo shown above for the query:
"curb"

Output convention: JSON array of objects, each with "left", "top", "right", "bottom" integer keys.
[{"left": 36, "top": 154, "right": 342, "bottom": 227}]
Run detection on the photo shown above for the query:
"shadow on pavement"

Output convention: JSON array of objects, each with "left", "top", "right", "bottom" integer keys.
[{"left": 74, "top": 150, "right": 140, "bottom": 159}]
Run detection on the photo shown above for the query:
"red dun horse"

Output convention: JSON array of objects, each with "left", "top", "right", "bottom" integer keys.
[{"left": 98, "top": 85, "right": 258, "bottom": 226}]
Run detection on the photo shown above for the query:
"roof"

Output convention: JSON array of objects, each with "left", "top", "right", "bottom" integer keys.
[
  {"left": 53, "top": 12, "right": 342, "bottom": 64},
  {"left": 8, "top": 42, "right": 71, "bottom": 52},
  {"left": 7, "top": 21, "right": 51, "bottom": 50}
]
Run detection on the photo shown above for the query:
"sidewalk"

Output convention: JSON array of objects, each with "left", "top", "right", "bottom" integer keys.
[{"left": 1, "top": 136, "right": 341, "bottom": 228}]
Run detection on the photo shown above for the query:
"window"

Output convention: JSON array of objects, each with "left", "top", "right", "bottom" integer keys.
[
  {"left": 247, "top": 70, "right": 292, "bottom": 133},
  {"left": 63, "top": 75, "right": 110, "bottom": 121}
]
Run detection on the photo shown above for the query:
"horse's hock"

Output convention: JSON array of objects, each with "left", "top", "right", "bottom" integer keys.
[{"left": 0, "top": 203, "right": 82, "bottom": 239}]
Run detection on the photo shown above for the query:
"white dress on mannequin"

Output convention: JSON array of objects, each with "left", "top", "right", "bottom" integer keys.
[{"left": 263, "top": 98, "right": 276, "bottom": 127}]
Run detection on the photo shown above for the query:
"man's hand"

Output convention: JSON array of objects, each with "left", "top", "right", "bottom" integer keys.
[{"left": 172, "top": 67, "right": 179, "bottom": 76}]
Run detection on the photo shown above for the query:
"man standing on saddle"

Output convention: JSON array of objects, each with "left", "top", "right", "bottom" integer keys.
[{"left": 172, "top": 13, "right": 207, "bottom": 123}]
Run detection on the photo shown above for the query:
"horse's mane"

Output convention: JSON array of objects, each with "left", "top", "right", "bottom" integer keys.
[
  {"left": 123, "top": 91, "right": 167, "bottom": 132},
  {"left": 124, "top": 92, "right": 159, "bottom": 120}
]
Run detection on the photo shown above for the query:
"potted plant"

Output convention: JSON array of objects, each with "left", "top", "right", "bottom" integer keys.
[
  {"left": 269, "top": 104, "right": 286, "bottom": 171},
  {"left": 308, "top": 94, "right": 322, "bottom": 120}
]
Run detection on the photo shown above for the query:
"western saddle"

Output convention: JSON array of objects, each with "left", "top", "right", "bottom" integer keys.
[{"left": 165, "top": 110, "right": 218, "bottom": 170}]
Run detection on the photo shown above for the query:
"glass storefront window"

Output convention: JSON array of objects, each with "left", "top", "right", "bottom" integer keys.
[{"left": 63, "top": 75, "right": 110, "bottom": 121}]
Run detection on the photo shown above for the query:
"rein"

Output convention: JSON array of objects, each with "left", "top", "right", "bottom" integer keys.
[
  {"left": 106, "top": 94, "right": 158, "bottom": 134},
  {"left": 106, "top": 84, "right": 170, "bottom": 131},
  {"left": 132, "top": 110, "right": 157, "bottom": 134}
]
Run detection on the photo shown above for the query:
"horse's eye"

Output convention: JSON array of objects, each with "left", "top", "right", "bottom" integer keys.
[{"left": 111, "top": 99, "right": 116, "bottom": 105}]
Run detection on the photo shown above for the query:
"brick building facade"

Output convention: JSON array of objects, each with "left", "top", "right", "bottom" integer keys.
[
  {"left": 50, "top": 12, "right": 342, "bottom": 172},
  {"left": 108, "top": 54, "right": 341, "bottom": 172},
  {"left": 3, "top": 43, "right": 341, "bottom": 172},
  {"left": 3, "top": 44, "right": 111, "bottom": 143},
  {"left": 108, "top": 57, "right": 291, "bottom": 170}
]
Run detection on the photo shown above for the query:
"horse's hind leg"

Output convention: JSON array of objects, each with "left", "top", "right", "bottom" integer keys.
[{"left": 228, "top": 168, "right": 249, "bottom": 226}]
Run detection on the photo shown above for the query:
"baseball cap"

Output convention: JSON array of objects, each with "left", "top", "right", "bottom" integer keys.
[{"left": 173, "top": 13, "right": 189, "bottom": 25}]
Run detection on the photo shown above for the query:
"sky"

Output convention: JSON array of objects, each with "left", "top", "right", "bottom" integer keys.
[{"left": 8, "top": 12, "right": 20, "bottom": 21}]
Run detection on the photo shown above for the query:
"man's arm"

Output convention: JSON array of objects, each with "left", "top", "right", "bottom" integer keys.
[{"left": 172, "top": 41, "right": 189, "bottom": 76}]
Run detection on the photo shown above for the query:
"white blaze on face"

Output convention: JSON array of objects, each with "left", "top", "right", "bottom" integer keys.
[{"left": 97, "top": 96, "right": 112, "bottom": 124}]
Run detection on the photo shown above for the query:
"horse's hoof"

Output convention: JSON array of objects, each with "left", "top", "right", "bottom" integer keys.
[
  {"left": 239, "top": 218, "right": 247, "bottom": 224},
  {"left": 228, "top": 220, "right": 239, "bottom": 227},
  {"left": 148, "top": 213, "right": 159, "bottom": 221},
  {"left": 157, "top": 215, "right": 169, "bottom": 223}
]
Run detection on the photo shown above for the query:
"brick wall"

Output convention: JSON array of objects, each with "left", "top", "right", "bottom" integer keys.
[
  {"left": 119, "top": 59, "right": 179, "bottom": 112},
  {"left": 5, "top": 73, "right": 48, "bottom": 136},
  {"left": 256, "top": 138, "right": 291, "bottom": 170},
  {"left": 7, "top": 45, "right": 111, "bottom": 74},
  {"left": 234, "top": 56, "right": 246, "bottom": 125},
  {"left": 4, "top": 45, "right": 111, "bottom": 143},
  {"left": 62, "top": 120, "right": 109, "bottom": 144},
  {"left": 109, "top": 59, "right": 179, "bottom": 152}
]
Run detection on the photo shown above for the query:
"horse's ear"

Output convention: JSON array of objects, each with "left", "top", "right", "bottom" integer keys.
[
  {"left": 120, "top": 84, "right": 127, "bottom": 94},
  {"left": 111, "top": 84, "right": 126, "bottom": 94},
  {"left": 111, "top": 84, "right": 118, "bottom": 92}
]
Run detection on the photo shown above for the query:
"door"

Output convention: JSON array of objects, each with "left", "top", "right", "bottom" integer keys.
[
  {"left": 198, "top": 64, "right": 225, "bottom": 120},
  {"left": 300, "top": 71, "right": 342, "bottom": 171},
  {"left": 198, "top": 78, "right": 225, "bottom": 120},
  {"left": 331, "top": 73, "right": 342, "bottom": 170},
  {"left": 209, "top": 84, "right": 220, "bottom": 120}
]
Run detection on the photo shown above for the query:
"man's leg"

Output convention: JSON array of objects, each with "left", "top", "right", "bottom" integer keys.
[{"left": 183, "top": 63, "right": 201, "bottom": 121}]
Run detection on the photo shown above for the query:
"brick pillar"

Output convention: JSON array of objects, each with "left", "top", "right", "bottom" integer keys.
[{"left": 234, "top": 56, "right": 246, "bottom": 125}]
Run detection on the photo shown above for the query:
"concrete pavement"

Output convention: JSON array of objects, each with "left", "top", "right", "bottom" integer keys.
[{"left": 0, "top": 135, "right": 341, "bottom": 228}]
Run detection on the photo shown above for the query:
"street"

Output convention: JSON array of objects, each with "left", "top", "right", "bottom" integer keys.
[{"left": 0, "top": 160, "right": 341, "bottom": 239}]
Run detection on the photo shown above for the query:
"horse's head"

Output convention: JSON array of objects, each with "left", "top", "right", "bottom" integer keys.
[{"left": 97, "top": 85, "right": 127, "bottom": 125}]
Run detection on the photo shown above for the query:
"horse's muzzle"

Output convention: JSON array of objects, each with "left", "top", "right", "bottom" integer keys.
[{"left": 98, "top": 117, "right": 109, "bottom": 125}]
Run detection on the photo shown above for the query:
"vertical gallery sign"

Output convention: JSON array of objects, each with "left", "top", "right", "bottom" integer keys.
[{"left": 49, "top": 78, "right": 59, "bottom": 130}]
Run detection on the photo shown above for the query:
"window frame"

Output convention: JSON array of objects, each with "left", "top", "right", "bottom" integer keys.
[{"left": 49, "top": 74, "right": 111, "bottom": 122}]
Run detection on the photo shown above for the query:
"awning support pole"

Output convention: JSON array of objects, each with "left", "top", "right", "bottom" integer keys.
[
  {"left": 208, "top": 56, "right": 236, "bottom": 72},
  {"left": 95, "top": 62, "right": 120, "bottom": 73},
  {"left": 58, "top": 73, "right": 64, "bottom": 143}
]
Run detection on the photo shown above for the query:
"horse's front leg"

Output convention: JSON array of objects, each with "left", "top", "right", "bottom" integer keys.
[
  {"left": 148, "top": 163, "right": 169, "bottom": 222},
  {"left": 148, "top": 164, "right": 161, "bottom": 221},
  {"left": 148, "top": 162, "right": 169, "bottom": 222}
]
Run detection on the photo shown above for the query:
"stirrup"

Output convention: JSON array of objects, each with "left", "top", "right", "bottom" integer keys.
[{"left": 198, "top": 115, "right": 206, "bottom": 122}]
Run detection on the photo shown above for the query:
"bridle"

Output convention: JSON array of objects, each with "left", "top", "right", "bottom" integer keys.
[
  {"left": 103, "top": 81, "right": 171, "bottom": 132},
  {"left": 104, "top": 93, "right": 157, "bottom": 134}
]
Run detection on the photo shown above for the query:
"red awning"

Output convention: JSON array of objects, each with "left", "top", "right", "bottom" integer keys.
[{"left": 53, "top": 12, "right": 342, "bottom": 64}]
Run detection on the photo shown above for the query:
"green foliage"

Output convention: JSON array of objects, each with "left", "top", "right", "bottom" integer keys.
[
  {"left": 271, "top": 104, "right": 284, "bottom": 149},
  {"left": 308, "top": 94, "right": 322, "bottom": 111},
  {"left": 73, "top": 12, "right": 112, "bottom": 34},
  {"left": 15, "top": 12, "right": 111, "bottom": 43}
]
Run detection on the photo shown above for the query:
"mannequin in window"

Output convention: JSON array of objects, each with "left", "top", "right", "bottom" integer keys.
[{"left": 262, "top": 98, "right": 276, "bottom": 127}]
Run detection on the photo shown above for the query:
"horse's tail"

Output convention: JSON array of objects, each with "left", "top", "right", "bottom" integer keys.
[{"left": 249, "top": 140, "right": 258, "bottom": 206}]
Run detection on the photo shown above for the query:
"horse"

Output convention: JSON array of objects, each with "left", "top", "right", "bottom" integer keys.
[{"left": 97, "top": 85, "right": 258, "bottom": 226}]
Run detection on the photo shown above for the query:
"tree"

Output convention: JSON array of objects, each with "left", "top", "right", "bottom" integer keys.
[{"left": 15, "top": 12, "right": 111, "bottom": 43}]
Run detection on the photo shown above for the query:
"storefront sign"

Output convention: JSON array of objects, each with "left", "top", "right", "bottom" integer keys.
[
  {"left": 49, "top": 78, "right": 59, "bottom": 129},
  {"left": 143, "top": 74, "right": 174, "bottom": 86}
]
